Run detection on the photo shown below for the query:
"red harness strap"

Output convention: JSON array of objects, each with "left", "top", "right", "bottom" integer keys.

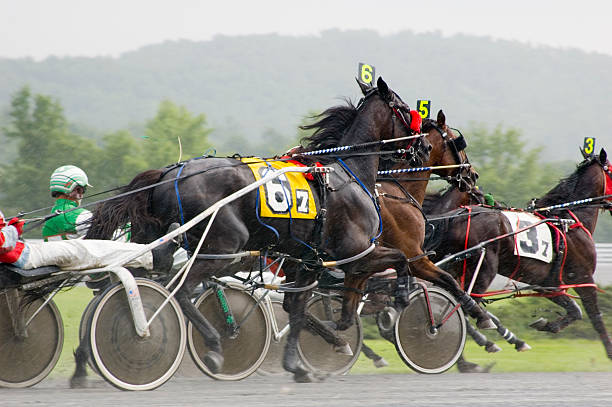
[
  {"left": 507, "top": 213, "right": 522, "bottom": 281},
  {"left": 533, "top": 212, "right": 568, "bottom": 285},
  {"left": 279, "top": 156, "right": 323, "bottom": 181},
  {"left": 567, "top": 210, "right": 593, "bottom": 240},
  {"left": 460, "top": 206, "right": 472, "bottom": 290}
]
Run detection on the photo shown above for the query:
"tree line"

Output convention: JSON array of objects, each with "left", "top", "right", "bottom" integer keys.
[{"left": 1, "top": 86, "right": 610, "bottom": 241}]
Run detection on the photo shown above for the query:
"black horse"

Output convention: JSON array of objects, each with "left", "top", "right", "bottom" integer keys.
[
  {"left": 425, "top": 148, "right": 612, "bottom": 361},
  {"left": 79, "top": 77, "right": 427, "bottom": 383}
]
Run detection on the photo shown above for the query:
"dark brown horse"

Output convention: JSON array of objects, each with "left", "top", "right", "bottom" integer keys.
[
  {"left": 425, "top": 148, "right": 612, "bottom": 360},
  {"left": 375, "top": 110, "right": 495, "bottom": 330},
  {"left": 423, "top": 184, "right": 531, "bottom": 372},
  {"left": 80, "top": 77, "right": 427, "bottom": 383}
]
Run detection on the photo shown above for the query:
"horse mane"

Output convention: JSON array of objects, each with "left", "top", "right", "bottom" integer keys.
[
  {"left": 86, "top": 169, "right": 164, "bottom": 239},
  {"left": 300, "top": 98, "right": 359, "bottom": 150},
  {"left": 535, "top": 156, "right": 597, "bottom": 208}
]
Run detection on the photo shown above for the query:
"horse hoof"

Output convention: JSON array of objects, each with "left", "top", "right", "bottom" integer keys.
[
  {"left": 457, "top": 361, "right": 495, "bottom": 373},
  {"left": 294, "top": 372, "right": 316, "bottom": 383},
  {"left": 373, "top": 358, "right": 389, "bottom": 368},
  {"left": 204, "top": 351, "right": 224, "bottom": 374},
  {"left": 456, "top": 361, "right": 482, "bottom": 373},
  {"left": 69, "top": 376, "right": 88, "bottom": 389},
  {"left": 517, "top": 342, "right": 532, "bottom": 352},
  {"left": 529, "top": 317, "right": 548, "bottom": 331},
  {"left": 334, "top": 343, "right": 353, "bottom": 356},
  {"left": 485, "top": 343, "right": 502, "bottom": 353},
  {"left": 477, "top": 318, "right": 496, "bottom": 330}
]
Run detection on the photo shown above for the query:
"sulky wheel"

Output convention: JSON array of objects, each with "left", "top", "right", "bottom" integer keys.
[
  {"left": 88, "top": 278, "right": 186, "bottom": 391},
  {"left": 394, "top": 286, "right": 466, "bottom": 374},
  {"left": 257, "top": 299, "right": 289, "bottom": 375},
  {"left": 0, "top": 290, "right": 63, "bottom": 388},
  {"left": 298, "top": 295, "right": 362, "bottom": 375},
  {"left": 188, "top": 283, "right": 271, "bottom": 381}
]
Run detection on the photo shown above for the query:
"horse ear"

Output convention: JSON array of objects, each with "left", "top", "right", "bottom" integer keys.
[
  {"left": 436, "top": 110, "right": 446, "bottom": 126},
  {"left": 600, "top": 148, "right": 607, "bottom": 164},
  {"left": 377, "top": 77, "right": 391, "bottom": 100},
  {"left": 356, "top": 78, "right": 371, "bottom": 95}
]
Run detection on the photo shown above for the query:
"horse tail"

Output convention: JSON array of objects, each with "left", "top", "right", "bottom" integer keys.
[{"left": 86, "top": 169, "right": 164, "bottom": 241}]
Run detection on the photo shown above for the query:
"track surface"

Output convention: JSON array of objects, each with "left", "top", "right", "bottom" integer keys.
[{"left": 2, "top": 372, "right": 611, "bottom": 406}]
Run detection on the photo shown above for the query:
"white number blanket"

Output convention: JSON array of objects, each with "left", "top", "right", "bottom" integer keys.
[{"left": 501, "top": 211, "right": 553, "bottom": 263}]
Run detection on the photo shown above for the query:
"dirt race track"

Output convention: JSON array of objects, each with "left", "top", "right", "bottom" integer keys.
[{"left": 2, "top": 371, "right": 611, "bottom": 407}]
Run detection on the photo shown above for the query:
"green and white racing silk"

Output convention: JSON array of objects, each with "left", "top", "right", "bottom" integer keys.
[{"left": 42, "top": 199, "right": 92, "bottom": 241}]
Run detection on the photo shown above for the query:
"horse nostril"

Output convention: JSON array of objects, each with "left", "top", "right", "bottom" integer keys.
[{"left": 427, "top": 144, "right": 433, "bottom": 152}]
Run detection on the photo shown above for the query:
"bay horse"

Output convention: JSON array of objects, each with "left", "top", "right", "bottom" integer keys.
[
  {"left": 80, "top": 77, "right": 427, "bottom": 383},
  {"left": 375, "top": 109, "right": 495, "bottom": 330},
  {"left": 425, "top": 148, "right": 612, "bottom": 361}
]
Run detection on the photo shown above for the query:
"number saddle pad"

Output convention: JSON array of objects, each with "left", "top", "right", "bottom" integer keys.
[
  {"left": 501, "top": 211, "right": 553, "bottom": 263},
  {"left": 241, "top": 157, "right": 317, "bottom": 220}
]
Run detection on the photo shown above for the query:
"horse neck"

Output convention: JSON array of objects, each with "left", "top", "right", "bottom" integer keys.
[
  {"left": 395, "top": 170, "right": 432, "bottom": 204},
  {"left": 392, "top": 132, "right": 450, "bottom": 204},
  {"left": 339, "top": 102, "right": 390, "bottom": 191},
  {"left": 547, "top": 162, "right": 605, "bottom": 234}
]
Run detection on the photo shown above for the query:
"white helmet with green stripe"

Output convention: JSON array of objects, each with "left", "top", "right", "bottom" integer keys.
[{"left": 49, "top": 165, "right": 92, "bottom": 194}]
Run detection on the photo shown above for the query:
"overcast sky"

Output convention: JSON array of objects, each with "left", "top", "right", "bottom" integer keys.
[{"left": 1, "top": 0, "right": 611, "bottom": 60}]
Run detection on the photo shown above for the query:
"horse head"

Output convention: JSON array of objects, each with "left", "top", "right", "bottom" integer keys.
[{"left": 418, "top": 110, "right": 478, "bottom": 192}]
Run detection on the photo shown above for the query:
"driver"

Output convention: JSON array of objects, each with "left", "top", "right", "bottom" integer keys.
[
  {"left": 1, "top": 209, "right": 177, "bottom": 273},
  {"left": 42, "top": 165, "right": 93, "bottom": 241}
]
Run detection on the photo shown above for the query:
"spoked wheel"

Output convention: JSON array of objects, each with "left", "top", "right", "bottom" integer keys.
[
  {"left": 257, "top": 300, "right": 289, "bottom": 375},
  {"left": 0, "top": 290, "right": 63, "bottom": 388},
  {"left": 188, "top": 283, "right": 271, "bottom": 381},
  {"left": 394, "top": 286, "right": 466, "bottom": 374},
  {"left": 298, "top": 295, "right": 362, "bottom": 375},
  {"left": 78, "top": 294, "right": 101, "bottom": 376},
  {"left": 89, "top": 278, "right": 186, "bottom": 391}
]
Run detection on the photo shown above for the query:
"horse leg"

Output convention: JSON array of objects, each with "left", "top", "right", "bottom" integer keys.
[
  {"left": 304, "top": 308, "right": 352, "bottom": 355},
  {"left": 176, "top": 288, "right": 224, "bottom": 373},
  {"left": 456, "top": 353, "right": 496, "bottom": 373},
  {"left": 486, "top": 311, "right": 531, "bottom": 352},
  {"left": 411, "top": 258, "right": 495, "bottom": 330},
  {"left": 529, "top": 294, "right": 582, "bottom": 333},
  {"left": 282, "top": 268, "right": 320, "bottom": 382},
  {"left": 361, "top": 342, "right": 388, "bottom": 368},
  {"left": 574, "top": 286, "right": 612, "bottom": 359},
  {"left": 69, "top": 338, "right": 90, "bottom": 388},
  {"left": 465, "top": 316, "right": 501, "bottom": 353},
  {"left": 337, "top": 246, "right": 408, "bottom": 331}
]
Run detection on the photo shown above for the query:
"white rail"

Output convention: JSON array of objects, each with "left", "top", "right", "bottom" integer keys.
[{"left": 596, "top": 243, "right": 612, "bottom": 286}]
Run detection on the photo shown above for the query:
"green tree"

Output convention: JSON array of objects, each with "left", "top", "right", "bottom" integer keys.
[
  {"left": 0, "top": 87, "right": 101, "bottom": 214},
  {"left": 90, "top": 130, "right": 149, "bottom": 190},
  {"left": 466, "top": 124, "right": 565, "bottom": 207},
  {"left": 143, "top": 100, "right": 213, "bottom": 168}
]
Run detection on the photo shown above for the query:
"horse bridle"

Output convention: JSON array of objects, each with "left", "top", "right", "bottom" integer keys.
[
  {"left": 427, "top": 122, "right": 473, "bottom": 191},
  {"left": 357, "top": 87, "right": 428, "bottom": 168}
]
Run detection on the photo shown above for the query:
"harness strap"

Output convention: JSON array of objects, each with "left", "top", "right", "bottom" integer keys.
[
  {"left": 533, "top": 212, "right": 568, "bottom": 285},
  {"left": 507, "top": 216, "right": 522, "bottom": 281},
  {"left": 567, "top": 210, "right": 593, "bottom": 240},
  {"left": 460, "top": 206, "right": 472, "bottom": 290},
  {"left": 174, "top": 164, "right": 189, "bottom": 250}
]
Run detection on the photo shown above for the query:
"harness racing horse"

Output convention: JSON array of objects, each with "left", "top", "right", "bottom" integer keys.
[
  {"left": 81, "top": 77, "right": 426, "bottom": 383},
  {"left": 423, "top": 185, "right": 531, "bottom": 372},
  {"left": 375, "top": 110, "right": 495, "bottom": 331},
  {"left": 425, "top": 148, "right": 612, "bottom": 361}
]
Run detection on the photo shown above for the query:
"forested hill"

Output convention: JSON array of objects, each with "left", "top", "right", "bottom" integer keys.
[{"left": 1, "top": 29, "right": 611, "bottom": 161}]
